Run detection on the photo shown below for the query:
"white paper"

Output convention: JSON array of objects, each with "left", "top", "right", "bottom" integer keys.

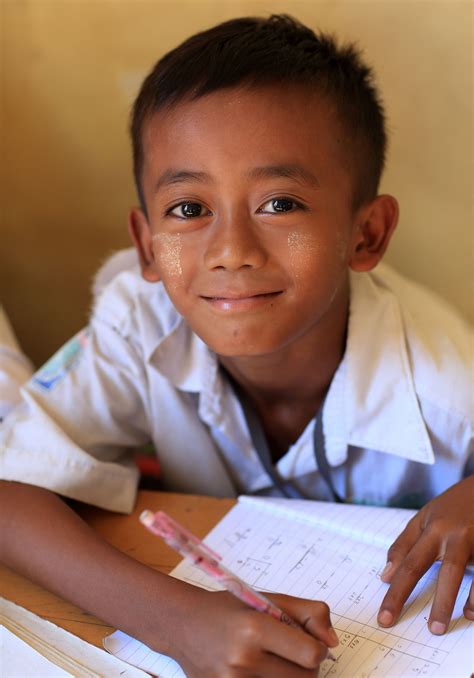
[
  {"left": 1, "top": 598, "right": 149, "bottom": 678},
  {"left": 104, "top": 497, "right": 474, "bottom": 677},
  {"left": 103, "top": 630, "right": 185, "bottom": 677},
  {"left": 1, "top": 625, "right": 73, "bottom": 678}
]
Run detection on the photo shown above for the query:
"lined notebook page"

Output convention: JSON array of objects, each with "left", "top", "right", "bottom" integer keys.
[{"left": 104, "top": 497, "right": 473, "bottom": 677}]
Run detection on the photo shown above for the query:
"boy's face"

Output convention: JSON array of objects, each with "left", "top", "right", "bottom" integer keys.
[{"left": 133, "top": 85, "right": 383, "bottom": 357}]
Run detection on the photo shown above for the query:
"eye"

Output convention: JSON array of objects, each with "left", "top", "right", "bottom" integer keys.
[
  {"left": 168, "top": 202, "right": 210, "bottom": 218},
  {"left": 258, "top": 198, "right": 302, "bottom": 214}
]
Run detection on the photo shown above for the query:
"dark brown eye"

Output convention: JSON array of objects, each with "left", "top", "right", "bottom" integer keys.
[
  {"left": 169, "top": 202, "right": 205, "bottom": 218},
  {"left": 271, "top": 198, "right": 294, "bottom": 212},
  {"left": 259, "top": 198, "right": 299, "bottom": 213},
  {"left": 180, "top": 202, "right": 202, "bottom": 217}
]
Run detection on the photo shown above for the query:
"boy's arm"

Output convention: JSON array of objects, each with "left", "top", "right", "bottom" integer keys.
[
  {"left": 0, "top": 480, "right": 338, "bottom": 677},
  {"left": 377, "top": 476, "right": 474, "bottom": 634},
  {"left": 0, "top": 480, "right": 188, "bottom": 651}
]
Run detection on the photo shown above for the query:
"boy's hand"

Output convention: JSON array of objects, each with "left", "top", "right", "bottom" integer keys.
[
  {"left": 378, "top": 476, "right": 474, "bottom": 634},
  {"left": 171, "top": 589, "right": 338, "bottom": 677},
  {"left": 0, "top": 482, "right": 337, "bottom": 678}
]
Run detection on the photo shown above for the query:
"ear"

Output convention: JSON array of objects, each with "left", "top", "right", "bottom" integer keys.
[
  {"left": 349, "top": 195, "right": 399, "bottom": 272},
  {"left": 128, "top": 207, "right": 161, "bottom": 282}
]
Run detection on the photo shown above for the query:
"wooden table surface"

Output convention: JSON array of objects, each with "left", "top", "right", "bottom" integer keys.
[{"left": 0, "top": 490, "right": 235, "bottom": 648}]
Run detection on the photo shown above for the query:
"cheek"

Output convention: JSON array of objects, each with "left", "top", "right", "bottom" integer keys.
[
  {"left": 287, "top": 229, "right": 350, "bottom": 300},
  {"left": 335, "top": 228, "right": 350, "bottom": 262},
  {"left": 287, "top": 232, "right": 319, "bottom": 279},
  {"left": 152, "top": 233, "right": 183, "bottom": 286}
]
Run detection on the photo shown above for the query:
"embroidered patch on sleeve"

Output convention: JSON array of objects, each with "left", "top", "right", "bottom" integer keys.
[{"left": 32, "top": 328, "right": 90, "bottom": 391}]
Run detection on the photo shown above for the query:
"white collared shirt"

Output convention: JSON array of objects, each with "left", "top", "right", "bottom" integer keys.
[
  {"left": 0, "top": 305, "right": 34, "bottom": 420},
  {"left": 1, "top": 259, "right": 472, "bottom": 513}
]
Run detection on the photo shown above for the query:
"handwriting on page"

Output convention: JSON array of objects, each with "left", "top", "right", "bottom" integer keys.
[
  {"left": 104, "top": 498, "right": 472, "bottom": 677},
  {"left": 171, "top": 498, "right": 472, "bottom": 677}
]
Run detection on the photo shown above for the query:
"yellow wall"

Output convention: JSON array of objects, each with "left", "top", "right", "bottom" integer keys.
[{"left": 1, "top": 0, "right": 472, "bottom": 366}]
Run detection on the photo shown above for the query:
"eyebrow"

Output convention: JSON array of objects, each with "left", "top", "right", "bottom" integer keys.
[
  {"left": 154, "top": 163, "right": 320, "bottom": 193},
  {"left": 247, "top": 164, "right": 320, "bottom": 187},
  {"left": 155, "top": 169, "right": 212, "bottom": 193}
]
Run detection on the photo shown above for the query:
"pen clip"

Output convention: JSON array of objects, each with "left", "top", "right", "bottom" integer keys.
[{"left": 140, "top": 510, "right": 222, "bottom": 561}]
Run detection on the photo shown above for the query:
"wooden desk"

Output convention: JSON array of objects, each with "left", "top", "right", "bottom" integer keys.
[{"left": 0, "top": 491, "right": 235, "bottom": 648}]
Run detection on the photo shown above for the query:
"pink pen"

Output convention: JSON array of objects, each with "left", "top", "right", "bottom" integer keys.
[{"left": 140, "top": 509, "right": 336, "bottom": 662}]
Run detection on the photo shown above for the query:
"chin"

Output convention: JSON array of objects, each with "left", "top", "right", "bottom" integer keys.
[{"left": 202, "top": 334, "right": 288, "bottom": 358}]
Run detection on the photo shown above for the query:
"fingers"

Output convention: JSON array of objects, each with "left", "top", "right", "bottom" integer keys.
[
  {"left": 380, "top": 514, "right": 422, "bottom": 584},
  {"left": 219, "top": 609, "right": 329, "bottom": 677},
  {"left": 248, "top": 651, "right": 323, "bottom": 678},
  {"left": 270, "top": 594, "right": 339, "bottom": 648},
  {"left": 428, "top": 537, "right": 470, "bottom": 634},
  {"left": 378, "top": 530, "right": 439, "bottom": 628},
  {"left": 302, "top": 602, "right": 339, "bottom": 648},
  {"left": 256, "top": 611, "right": 331, "bottom": 669},
  {"left": 464, "top": 580, "right": 474, "bottom": 621}
]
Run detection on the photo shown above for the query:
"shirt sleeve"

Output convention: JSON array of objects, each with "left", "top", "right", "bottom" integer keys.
[
  {"left": 0, "top": 317, "right": 150, "bottom": 513},
  {"left": 0, "top": 305, "right": 34, "bottom": 420}
]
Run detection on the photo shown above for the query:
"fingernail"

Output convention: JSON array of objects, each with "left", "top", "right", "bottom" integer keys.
[
  {"left": 326, "top": 650, "right": 337, "bottom": 662},
  {"left": 430, "top": 621, "right": 446, "bottom": 635},
  {"left": 381, "top": 562, "right": 393, "bottom": 579},
  {"left": 327, "top": 627, "right": 339, "bottom": 646},
  {"left": 378, "top": 609, "right": 393, "bottom": 626}
]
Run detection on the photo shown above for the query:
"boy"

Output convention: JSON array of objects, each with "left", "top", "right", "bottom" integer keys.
[{"left": 1, "top": 14, "right": 472, "bottom": 677}]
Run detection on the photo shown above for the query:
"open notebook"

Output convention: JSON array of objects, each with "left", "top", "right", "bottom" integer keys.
[{"left": 104, "top": 496, "right": 473, "bottom": 677}]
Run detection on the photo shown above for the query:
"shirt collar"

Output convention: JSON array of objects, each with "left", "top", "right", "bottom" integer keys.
[
  {"left": 141, "top": 285, "right": 233, "bottom": 436},
  {"left": 146, "top": 314, "right": 216, "bottom": 393},
  {"left": 329, "top": 264, "right": 435, "bottom": 466}
]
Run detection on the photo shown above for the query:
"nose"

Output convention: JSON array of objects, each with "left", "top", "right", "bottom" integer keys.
[{"left": 203, "top": 209, "right": 267, "bottom": 271}]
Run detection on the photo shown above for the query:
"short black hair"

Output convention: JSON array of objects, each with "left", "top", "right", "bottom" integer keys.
[{"left": 131, "top": 14, "right": 387, "bottom": 210}]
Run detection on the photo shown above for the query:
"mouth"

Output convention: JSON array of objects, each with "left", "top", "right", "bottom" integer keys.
[{"left": 200, "top": 291, "right": 283, "bottom": 312}]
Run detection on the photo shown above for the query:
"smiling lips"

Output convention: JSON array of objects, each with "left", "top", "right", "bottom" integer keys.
[{"left": 201, "top": 290, "right": 283, "bottom": 311}]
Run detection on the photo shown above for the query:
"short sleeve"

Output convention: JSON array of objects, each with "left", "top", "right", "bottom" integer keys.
[
  {"left": 0, "top": 318, "right": 150, "bottom": 513},
  {"left": 0, "top": 305, "right": 34, "bottom": 420}
]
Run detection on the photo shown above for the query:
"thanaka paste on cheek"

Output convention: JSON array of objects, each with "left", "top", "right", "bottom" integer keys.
[
  {"left": 287, "top": 231, "right": 319, "bottom": 279},
  {"left": 151, "top": 233, "right": 183, "bottom": 283},
  {"left": 287, "top": 230, "right": 347, "bottom": 309}
]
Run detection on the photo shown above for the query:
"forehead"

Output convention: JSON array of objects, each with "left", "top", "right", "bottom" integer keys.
[{"left": 141, "top": 85, "right": 350, "bottom": 183}]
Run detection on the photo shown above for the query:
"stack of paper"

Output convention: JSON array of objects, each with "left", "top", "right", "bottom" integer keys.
[{"left": 1, "top": 597, "right": 149, "bottom": 677}]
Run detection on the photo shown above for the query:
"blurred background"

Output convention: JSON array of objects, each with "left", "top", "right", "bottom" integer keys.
[{"left": 1, "top": 0, "right": 472, "bottom": 367}]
